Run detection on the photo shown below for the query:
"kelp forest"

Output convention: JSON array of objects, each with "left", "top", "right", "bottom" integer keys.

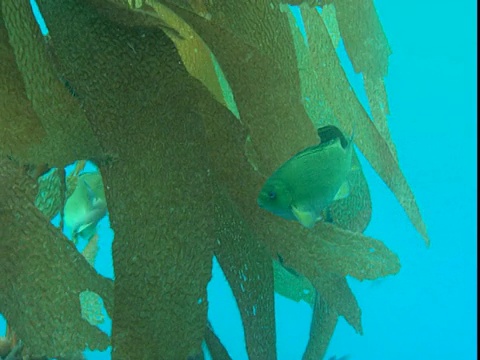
[{"left": 0, "top": 0, "right": 429, "bottom": 359}]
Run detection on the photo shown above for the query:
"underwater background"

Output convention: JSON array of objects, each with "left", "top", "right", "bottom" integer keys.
[{"left": 0, "top": 0, "right": 476, "bottom": 359}]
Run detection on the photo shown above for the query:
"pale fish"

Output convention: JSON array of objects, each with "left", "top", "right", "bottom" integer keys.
[
  {"left": 257, "top": 125, "right": 353, "bottom": 228},
  {"left": 64, "top": 172, "right": 107, "bottom": 240}
]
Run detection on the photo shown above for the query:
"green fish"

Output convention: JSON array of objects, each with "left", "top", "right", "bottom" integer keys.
[
  {"left": 64, "top": 172, "right": 107, "bottom": 240},
  {"left": 257, "top": 125, "right": 353, "bottom": 228}
]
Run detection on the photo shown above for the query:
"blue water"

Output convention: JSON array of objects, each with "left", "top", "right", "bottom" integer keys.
[{"left": 1, "top": 1, "right": 476, "bottom": 359}]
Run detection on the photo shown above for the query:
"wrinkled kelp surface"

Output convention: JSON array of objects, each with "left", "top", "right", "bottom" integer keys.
[{"left": 0, "top": 0, "right": 427, "bottom": 359}]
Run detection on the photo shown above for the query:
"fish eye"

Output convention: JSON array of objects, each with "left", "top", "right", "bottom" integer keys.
[{"left": 268, "top": 190, "right": 277, "bottom": 200}]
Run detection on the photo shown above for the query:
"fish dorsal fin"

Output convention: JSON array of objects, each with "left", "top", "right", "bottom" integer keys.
[
  {"left": 76, "top": 222, "right": 94, "bottom": 234},
  {"left": 317, "top": 125, "right": 348, "bottom": 149},
  {"left": 291, "top": 205, "right": 317, "bottom": 229}
]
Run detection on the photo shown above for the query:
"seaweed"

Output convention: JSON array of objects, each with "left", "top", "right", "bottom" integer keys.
[
  {"left": 333, "top": 0, "right": 395, "bottom": 154},
  {"left": 213, "top": 189, "right": 276, "bottom": 359},
  {"left": 0, "top": 157, "right": 112, "bottom": 358},
  {"left": 205, "top": 322, "right": 232, "bottom": 360},
  {"left": 298, "top": 6, "right": 429, "bottom": 245},
  {"left": 1, "top": 0, "right": 102, "bottom": 168},
  {"left": 0, "top": 0, "right": 427, "bottom": 358}
]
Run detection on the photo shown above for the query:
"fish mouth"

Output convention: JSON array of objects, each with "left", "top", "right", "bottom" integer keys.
[
  {"left": 257, "top": 197, "right": 265, "bottom": 209},
  {"left": 256, "top": 192, "right": 269, "bottom": 209}
]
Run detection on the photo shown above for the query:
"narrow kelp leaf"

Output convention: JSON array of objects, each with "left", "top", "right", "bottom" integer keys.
[
  {"left": 273, "top": 260, "right": 315, "bottom": 306},
  {"left": 284, "top": 4, "right": 337, "bottom": 129},
  {"left": 303, "top": 274, "right": 362, "bottom": 359},
  {"left": 164, "top": 0, "right": 319, "bottom": 175},
  {"left": 276, "top": 242, "right": 368, "bottom": 355},
  {"left": 35, "top": 168, "right": 63, "bottom": 219},
  {"left": 205, "top": 322, "right": 233, "bottom": 360},
  {"left": 35, "top": 161, "right": 88, "bottom": 222},
  {"left": 0, "top": 9, "right": 47, "bottom": 163},
  {"left": 80, "top": 235, "right": 105, "bottom": 327},
  {"left": 273, "top": 263, "right": 362, "bottom": 352},
  {"left": 287, "top": 14, "right": 373, "bottom": 233},
  {"left": 213, "top": 190, "right": 276, "bottom": 360},
  {"left": 299, "top": 6, "right": 429, "bottom": 245},
  {"left": 306, "top": 275, "right": 365, "bottom": 358},
  {"left": 267, "top": 220, "right": 401, "bottom": 281},
  {"left": 310, "top": 272, "right": 362, "bottom": 333},
  {"left": 38, "top": 0, "right": 217, "bottom": 357},
  {"left": 1, "top": 0, "right": 102, "bottom": 168},
  {"left": 362, "top": 72, "right": 396, "bottom": 157},
  {"left": 319, "top": 3, "right": 341, "bottom": 49},
  {"left": 302, "top": 293, "right": 338, "bottom": 360},
  {"left": 333, "top": 0, "right": 396, "bottom": 157},
  {"left": 333, "top": 0, "right": 391, "bottom": 77},
  {"left": 0, "top": 157, "right": 112, "bottom": 358}
]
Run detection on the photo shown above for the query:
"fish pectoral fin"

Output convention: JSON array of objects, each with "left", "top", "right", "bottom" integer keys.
[
  {"left": 291, "top": 205, "right": 317, "bottom": 229},
  {"left": 350, "top": 161, "right": 361, "bottom": 172},
  {"left": 334, "top": 181, "right": 350, "bottom": 201},
  {"left": 76, "top": 222, "right": 94, "bottom": 234}
]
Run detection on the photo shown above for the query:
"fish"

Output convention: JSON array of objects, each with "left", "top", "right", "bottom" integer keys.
[
  {"left": 63, "top": 172, "right": 108, "bottom": 240},
  {"left": 257, "top": 125, "right": 353, "bottom": 228}
]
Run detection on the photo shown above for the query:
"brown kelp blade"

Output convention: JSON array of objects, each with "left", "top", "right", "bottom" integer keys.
[
  {"left": 133, "top": 1, "right": 231, "bottom": 113},
  {"left": 362, "top": 72, "right": 397, "bottom": 157},
  {"left": 297, "top": 6, "right": 429, "bottom": 245},
  {"left": 1, "top": 0, "right": 102, "bottom": 168},
  {"left": 275, "top": 265, "right": 363, "bottom": 358},
  {"left": 205, "top": 322, "right": 233, "bottom": 360},
  {"left": 0, "top": 157, "right": 112, "bottom": 358},
  {"left": 0, "top": 12, "right": 46, "bottom": 164},
  {"left": 163, "top": 0, "right": 319, "bottom": 175},
  {"left": 286, "top": 7, "right": 373, "bottom": 233},
  {"left": 302, "top": 292, "right": 338, "bottom": 360},
  {"left": 35, "top": 168, "right": 64, "bottom": 220},
  {"left": 273, "top": 260, "right": 316, "bottom": 306},
  {"left": 310, "top": 272, "right": 362, "bottom": 334},
  {"left": 333, "top": 0, "right": 397, "bottom": 157},
  {"left": 80, "top": 234, "right": 105, "bottom": 327},
  {"left": 213, "top": 190, "right": 277, "bottom": 360},
  {"left": 333, "top": 0, "right": 391, "bottom": 77},
  {"left": 38, "top": 0, "right": 219, "bottom": 357},
  {"left": 260, "top": 218, "right": 401, "bottom": 281}
]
